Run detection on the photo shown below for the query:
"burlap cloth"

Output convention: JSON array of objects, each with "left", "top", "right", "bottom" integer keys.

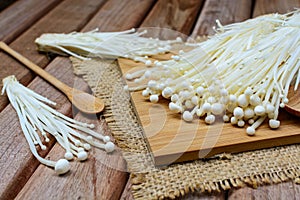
[{"left": 71, "top": 57, "right": 300, "bottom": 200}]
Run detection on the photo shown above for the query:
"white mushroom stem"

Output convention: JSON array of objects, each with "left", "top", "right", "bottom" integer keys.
[
  {"left": 2, "top": 75, "right": 115, "bottom": 174},
  {"left": 35, "top": 28, "right": 183, "bottom": 63},
  {"left": 246, "top": 116, "right": 267, "bottom": 136},
  {"left": 7, "top": 88, "right": 70, "bottom": 175}
]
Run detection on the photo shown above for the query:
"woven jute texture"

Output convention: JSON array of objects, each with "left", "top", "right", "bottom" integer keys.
[{"left": 71, "top": 57, "right": 300, "bottom": 200}]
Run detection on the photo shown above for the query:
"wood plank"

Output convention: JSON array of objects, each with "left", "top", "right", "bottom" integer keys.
[
  {"left": 180, "top": 192, "right": 225, "bottom": 200},
  {"left": 0, "top": 0, "right": 106, "bottom": 112},
  {"left": 13, "top": 1, "right": 156, "bottom": 199},
  {"left": 120, "top": 180, "right": 134, "bottom": 200},
  {"left": 191, "top": 0, "right": 252, "bottom": 36},
  {"left": 15, "top": 113, "right": 128, "bottom": 200},
  {"left": 295, "top": 183, "right": 300, "bottom": 199},
  {"left": 140, "top": 0, "right": 204, "bottom": 39},
  {"left": 0, "top": 0, "right": 61, "bottom": 44},
  {"left": 253, "top": 0, "right": 300, "bottom": 17},
  {"left": 228, "top": 182, "right": 300, "bottom": 200},
  {"left": 0, "top": 57, "right": 86, "bottom": 199},
  {"left": 84, "top": 0, "right": 156, "bottom": 31}
]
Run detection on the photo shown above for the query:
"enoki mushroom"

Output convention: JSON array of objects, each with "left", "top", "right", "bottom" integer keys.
[
  {"left": 2, "top": 75, "right": 115, "bottom": 175},
  {"left": 126, "top": 10, "right": 300, "bottom": 135},
  {"left": 35, "top": 28, "right": 183, "bottom": 65}
]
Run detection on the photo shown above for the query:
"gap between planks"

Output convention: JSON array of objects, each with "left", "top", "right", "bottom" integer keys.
[{"left": 0, "top": 0, "right": 61, "bottom": 44}]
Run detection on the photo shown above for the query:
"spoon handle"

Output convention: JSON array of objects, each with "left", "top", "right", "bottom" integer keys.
[{"left": 0, "top": 41, "right": 71, "bottom": 94}]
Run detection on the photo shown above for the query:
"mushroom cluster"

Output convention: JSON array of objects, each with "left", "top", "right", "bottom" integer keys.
[
  {"left": 126, "top": 11, "right": 300, "bottom": 135},
  {"left": 35, "top": 28, "right": 183, "bottom": 64},
  {"left": 2, "top": 75, "right": 114, "bottom": 174}
]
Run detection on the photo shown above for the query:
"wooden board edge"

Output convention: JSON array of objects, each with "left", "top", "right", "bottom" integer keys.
[{"left": 154, "top": 133, "right": 300, "bottom": 166}]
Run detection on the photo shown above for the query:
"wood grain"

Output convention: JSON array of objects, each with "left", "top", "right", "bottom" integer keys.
[
  {"left": 285, "top": 85, "right": 300, "bottom": 117},
  {"left": 15, "top": 113, "right": 128, "bottom": 200},
  {"left": 120, "top": 180, "right": 134, "bottom": 200},
  {"left": 84, "top": 0, "right": 156, "bottom": 31},
  {"left": 0, "top": 0, "right": 106, "bottom": 112},
  {"left": 118, "top": 57, "right": 300, "bottom": 166},
  {"left": 191, "top": 0, "right": 252, "bottom": 36},
  {"left": 253, "top": 0, "right": 300, "bottom": 17},
  {"left": 0, "top": 0, "right": 61, "bottom": 44},
  {"left": 141, "top": 0, "right": 204, "bottom": 39},
  {"left": 181, "top": 192, "right": 225, "bottom": 200},
  {"left": 228, "top": 182, "right": 300, "bottom": 200}
]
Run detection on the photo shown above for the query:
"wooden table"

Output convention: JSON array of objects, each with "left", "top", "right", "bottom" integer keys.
[{"left": 0, "top": 0, "right": 300, "bottom": 199}]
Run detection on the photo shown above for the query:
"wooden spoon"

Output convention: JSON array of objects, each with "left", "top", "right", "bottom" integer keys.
[
  {"left": 0, "top": 41, "right": 105, "bottom": 114},
  {"left": 284, "top": 84, "right": 300, "bottom": 117}
]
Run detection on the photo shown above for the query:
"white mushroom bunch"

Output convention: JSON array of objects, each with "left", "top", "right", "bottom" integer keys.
[
  {"left": 2, "top": 75, "right": 115, "bottom": 175},
  {"left": 126, "top": 10, "right": 300, "bottom": 135},
  {"left": 35, "top": 28, "right": 183, "bottom": 64}
]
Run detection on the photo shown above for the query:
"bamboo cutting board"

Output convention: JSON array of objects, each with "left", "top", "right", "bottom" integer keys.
[{"left": 118, "top": 58, "right": 300, "bottom": 166}]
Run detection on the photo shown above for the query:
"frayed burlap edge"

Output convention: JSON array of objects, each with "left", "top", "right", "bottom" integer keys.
[{"left": 71, "top": 57, "right": 300, "bottom": 200}]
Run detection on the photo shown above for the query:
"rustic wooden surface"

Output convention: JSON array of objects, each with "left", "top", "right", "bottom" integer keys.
[
  {"left": 192, "top": 0, "right": 252, "bottom": 36},
  {"left": 1, "top": 0, "right": 300, "bottom": 199},
  {"left": 0, "top": 0, "right": 61, "bottom": 43}
]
